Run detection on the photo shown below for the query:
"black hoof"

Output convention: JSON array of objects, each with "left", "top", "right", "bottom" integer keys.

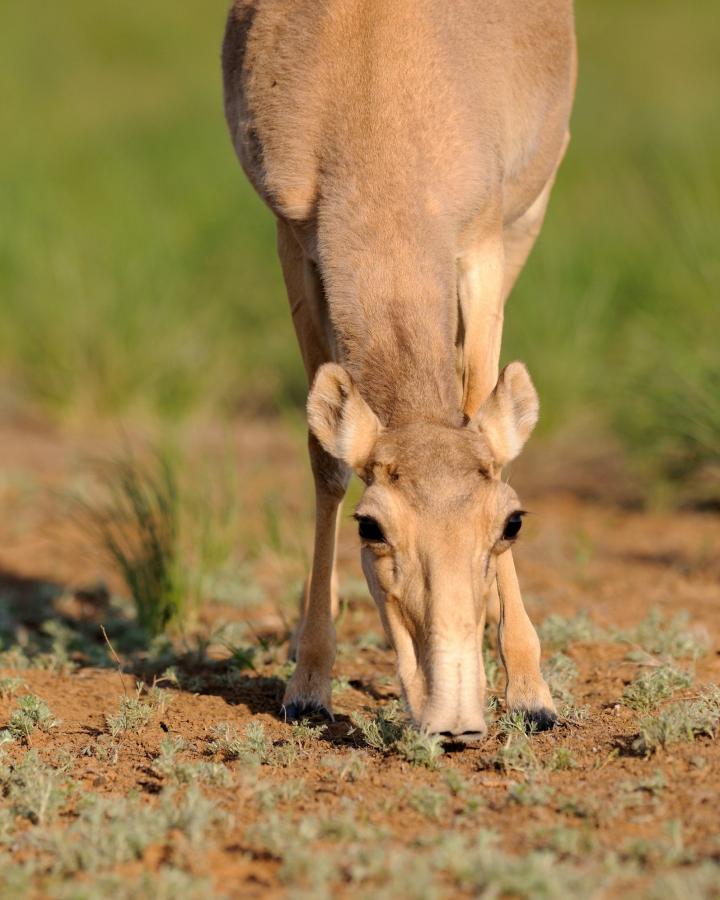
[
  {"left": 282, "top": 701, "right": 334, "bottom": 724},
  {"left": 519, "top": 707, "right": 557, "bottom": 732}
]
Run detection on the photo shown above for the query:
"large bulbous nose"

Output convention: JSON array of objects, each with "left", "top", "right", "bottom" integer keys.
[
  {"left": 421, "top": 713, "right": 488, "bottom": 745},
  {"left": 417, "top": 629, "right": 488, "bottom": 743}
]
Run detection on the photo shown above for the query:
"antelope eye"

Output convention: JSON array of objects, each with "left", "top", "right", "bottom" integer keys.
[
  {"left": 356, "top": 515, "right": 386, "bottom": 543},
  {"left": 502, "top": 512, "right": 524, "bottom": 541}
]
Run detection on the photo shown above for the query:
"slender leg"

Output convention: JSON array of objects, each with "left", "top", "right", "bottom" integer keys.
[
  {"left": 276, "top": 218, "right": 350, "bottom": 719},
  {"left": 283, "top": 433, "right": 348, "bottom": 719},
  {"left": 496, "top": 551, "right": 555, "bottom": 725},
  {"left": 459, "top": 229, "right": 555, "bottom": 728}
]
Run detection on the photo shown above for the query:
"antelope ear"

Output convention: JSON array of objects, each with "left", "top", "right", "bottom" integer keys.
[
  {"left": 307, "top": 363, "right": 382, "bottom": 471},
  {"left": 472, "top": 362, "right": 539, "bottom": 467}
]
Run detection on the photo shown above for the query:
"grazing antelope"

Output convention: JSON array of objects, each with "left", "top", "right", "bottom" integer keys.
[{"left": 222, "top": 0, "right": 576, "bottom": 741}]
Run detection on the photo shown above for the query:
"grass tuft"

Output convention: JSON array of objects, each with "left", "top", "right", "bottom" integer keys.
[
  {"left": 208, "top": 721, "right": 271, "bottom": 765},
  {"left": 549, "top": 747, "right": 578, "bottom": 772},
  {"left": 38, "top": 786, "right": 227, "bottom": 875},
  {"left": 151, "top": 738, "right": 232, "bottom": 787},
  {"left": 616, "top": 609, "right": 709, "bottom": 661},
  {"left": 105, "top": 683, "right": 167, "bottom": 738},
  {"left": 0, "top": 750, "right": 74, "bottom": 825},
  {"left": 408, "top": 786, "right": 447, "bottom": 820},
  {"left": 207, "top": 720, "right": 325, "bottom": 768},
  {"left": 350, "top": 702, "right": 444, "bottom": 768},
  {"left": 321, "top": 752, "right": 367, "bottom": 784},
  {"left": 633, "top": 687, "right": 720, "bottom": 754},
  {"left": 539, "top": 612, "right": 603, "bottom": 652},
  {"left": 252, "top": 778, "right": 307, "bottom": 811},
  {"left": 4, "top": 694, "right": 58, "bottom": 741},
  {"left": 622, "top": 665, "right": 693, "bottom": 712},
  {"left": 0, "top": 677, "right": 25, "bottom": 699},
  {"left": 543, "top": 652, "right": 578, "bottom": 705},
  {"left": 492, "top": 733, "right": 539, "bottom": 775},
  {"left": 533, "top": 826, "right": 596, "bottom": 859},
  {"left": 78, "top": 453, "right": 186, "bottom": 636}
]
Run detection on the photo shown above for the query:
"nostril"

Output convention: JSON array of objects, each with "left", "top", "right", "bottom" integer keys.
[{"left": 438, "top": 729, "right": 486, "bottom": 745}]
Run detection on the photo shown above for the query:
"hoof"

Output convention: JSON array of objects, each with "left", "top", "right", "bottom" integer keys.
[
  {"left": 282, "top": 700, "right": 334, "bottom": 724},
  {"left": 517, "top": 707, "right": 557, "bottom": 732}
]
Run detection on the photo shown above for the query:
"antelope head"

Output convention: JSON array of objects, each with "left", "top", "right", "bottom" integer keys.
[{"left": 308, "top": 361, "right": 538, "bottom": 741}]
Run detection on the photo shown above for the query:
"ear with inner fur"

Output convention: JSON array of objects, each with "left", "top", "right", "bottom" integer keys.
[
  {"left": 307, "top": 363, "right": 382, "bottom": 471},
  {"left": 472, "top": 362, "right": 539, "bottom": 467}
]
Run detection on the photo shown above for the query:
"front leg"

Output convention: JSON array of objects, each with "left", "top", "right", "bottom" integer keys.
[
  {"left": 276, "top": 218, "right": 349, "bottom": 720},
  {"left": 459, "top": 218, "right": 558, "bottom": 732},
  {"left": 496, "top": 550, "right": 556, "bottom": 729},
  {"left": 282, "top": 435, "right": 349, "bottom": 721}
]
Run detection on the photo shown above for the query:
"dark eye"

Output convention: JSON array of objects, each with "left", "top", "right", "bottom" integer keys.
[
  {"left": 356, "top": 515, "right": 386, "bottom": 543},
  {"left": 502, "top": 512, "right": 524, "bottom": 541}
]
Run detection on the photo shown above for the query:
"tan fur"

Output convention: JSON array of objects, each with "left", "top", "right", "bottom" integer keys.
[{"left": 223, "top": 0, "right": 576, "bottom": 734}]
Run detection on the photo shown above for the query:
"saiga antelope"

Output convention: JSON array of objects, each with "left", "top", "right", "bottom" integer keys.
[{"left": 223, "top": 0, "right": 576, "bottom": 740}]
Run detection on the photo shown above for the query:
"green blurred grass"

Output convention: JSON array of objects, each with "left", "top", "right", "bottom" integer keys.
[
  {"left": 0, "top": 1, "right": 294, "bottom": 417},
  {"left": 0, "top": 1, "right": 718, "bottom": 497}
]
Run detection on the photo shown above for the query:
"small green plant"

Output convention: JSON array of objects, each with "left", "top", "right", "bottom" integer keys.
[
  {"left": 105, "top": 683, "right": 165, "bottom": 738},
  {"left": 409, "top": 786, "right": 447, "bottom": 820},
  {"left": 331, "top": 674, "right": 351, "bottom": 696},
  {"left": 40, "top": 786, "right": 227, "bottom": 875},
  {"left": 289, "top": 720, "right": 327, "bottom": 750},
  {"left": 5, "top": 694, "right": 58, "bottom": 741},
  {"left": 80, "top": 452, "right": 185, "bottom": 636},
  {"left": 492, "top": 733, "right": 538, "bottom": 775},
  {"left": 0, "top": 646, "right": 31, "bottom": 671},
  {"left": 549, "top": 747, "right": 578, "bottom": 771},
  {"left": 253, "top": 778, "right": 307, "bottom": 811},
  {"left": 208, "top": 721, "right": 269, "bottom": 764},
  {"left": 555, "top": 794, "right": 600, "bottom": 821},
  {"left": 395, "top": 728, "right": 445, "bottom": 769},
  {"left": 497, "top": 708, "right": 537, "bottom": 737},
  {"left": 208, "top": 720, "right": 311, "bottom": 768},
  {"left": 507, "top": 781, "right": 554, "bottom": 807},
  {"left": 619, "top": 821, "right": 692, "bottom": 868},
  {"left": 633, "top": 688, "right": 720, "bottom": 754},
  {"left": 558, "top": 703, "right": 591, "bottom": 725},
  {"left": 160, "top": 784, "right": 229, "bottom": 847},
  {"left": 619, "top": 769, "right": 667, "bottom": 807},
  {"left": 321, "top": 752, "right": 367, "bottom": 783},
  {"left": 350, "top": 703, "right": 444, "bottom": 768},
  {"left": 543, "top": 652, "right": 578, "bottom": 705},
  {"left": 51, "top": 868, "right": 217, "bottom": 900},
  {"left": 78, "top": 448, "right": 240, "bottom": 639},
  {"left": 35, "top": 620, "right": 78, "bottom": 673},
  {"left": 151, "top": 738, "right": 232, "bottom": 787},
  {"left": 539, "top": 612, "right": 602, "bottom": 651},
  {"left": 622, "top": 665, "right": 693, "bottom": 711},
  {"left": 533, "top": 826, "right": 596, "bottom": 859},
  {"left": 616, "top": 609, "right": 708, "bottom": 661},
  {"left": 443, "top": 767, "right": 469, "bottom": 796},
  {"left": 0, "top": 677, "right": 25, "bottom": 699},
  {"left": 0, "top": 750, "right": 74, "bottom": 824},
  {"left": 350, "top": 702, "right": 404, "bottom": 750},
  {"left": 226, "top": 644, "right": 257, "bottom": 671}
]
